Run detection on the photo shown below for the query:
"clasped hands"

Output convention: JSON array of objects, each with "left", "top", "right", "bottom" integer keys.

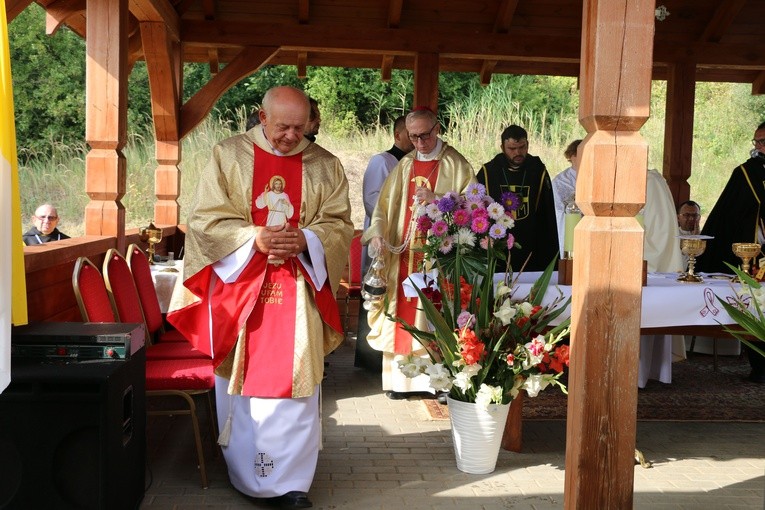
[{"left": 255, "top": 224, "right": 307, "bottom": 264}]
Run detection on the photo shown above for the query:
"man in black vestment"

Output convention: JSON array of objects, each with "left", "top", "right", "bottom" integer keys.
[
  {"left": 477, "top": 124, "right": 558, "bottom": 272},
  {"left": 697, "top": 121, "right": 765, "bottom": 383}
]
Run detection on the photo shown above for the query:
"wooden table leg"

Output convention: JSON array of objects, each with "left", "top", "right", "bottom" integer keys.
[{"left": 501, "top": 390, "right": 525, "bottom": 452}]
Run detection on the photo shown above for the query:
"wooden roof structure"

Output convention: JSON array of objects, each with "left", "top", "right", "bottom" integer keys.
[{"left": 7, "top": 1, "right": 764, "bottom": 508}]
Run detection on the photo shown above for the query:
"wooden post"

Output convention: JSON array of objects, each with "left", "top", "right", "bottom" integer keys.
[
  {"left": 413, "top": 52, "right": 439, "bottom": 113},
  {"left": 84, "top": 0, "right": 128, "bottom": 251},
  {"left": 564, "top": 1, "right": 653, "bottom": 508},
  {"left": 663, "top": 62, "right": 696, "bottom": 206}
]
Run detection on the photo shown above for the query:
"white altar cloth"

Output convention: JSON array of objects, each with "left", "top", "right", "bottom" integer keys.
[
  {"left": 150, "top": 260, "right": 184, "bottom": 313},
  {"left": 403, "top": 271, "right": 740, "bottom": 329}
]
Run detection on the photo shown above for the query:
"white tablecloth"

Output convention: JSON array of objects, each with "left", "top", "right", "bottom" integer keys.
[
  {"left": 150, "top": 260, "right": 184, "bottom": 313},
  {"left": 403, "top": 271, "right": 740, "bottom": 328}
]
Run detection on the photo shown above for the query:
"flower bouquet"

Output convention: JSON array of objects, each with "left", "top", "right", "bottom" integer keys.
[
  {"left": 392, "top": 183, "right": 571, "bottom": 410},
  {"left": 717, "top": 263, "right": 765, "bottom": 360}
]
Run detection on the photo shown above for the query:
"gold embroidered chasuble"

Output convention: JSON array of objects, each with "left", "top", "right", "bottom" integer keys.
[
  {"left": 361, "top": 143, "right": 475, "bottom": 354},
  {"left": 172, "top": 128, "right": 353, "bottom": 398}
]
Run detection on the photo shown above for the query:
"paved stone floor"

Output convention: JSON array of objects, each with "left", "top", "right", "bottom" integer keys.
[{"left": 141, "top": 338, "right": 765, "bottom": 509}]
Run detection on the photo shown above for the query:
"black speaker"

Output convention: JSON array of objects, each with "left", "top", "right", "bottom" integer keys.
[{"left": 0, "top": 351, "right": 146, "bottom": 509}]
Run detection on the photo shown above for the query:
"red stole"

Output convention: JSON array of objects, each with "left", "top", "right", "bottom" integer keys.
[
  {"left": 168, "top": 144, "right": 342, "bottom": 398},
  {"left": 393, "top": 159, "right": 439, "bottom": 354}
]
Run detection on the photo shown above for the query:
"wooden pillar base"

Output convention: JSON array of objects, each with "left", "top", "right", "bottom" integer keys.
[{"left": 501, "top": 390, "right": 525, "bottom": 452}]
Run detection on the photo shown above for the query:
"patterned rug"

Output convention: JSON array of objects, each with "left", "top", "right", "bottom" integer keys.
[{"left": 423, "top": 353, "right": 765, "bottom": 422}]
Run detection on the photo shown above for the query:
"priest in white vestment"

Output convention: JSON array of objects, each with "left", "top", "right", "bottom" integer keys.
[{"left": 168, "top": 86, "right": 353, "bottom": 509}]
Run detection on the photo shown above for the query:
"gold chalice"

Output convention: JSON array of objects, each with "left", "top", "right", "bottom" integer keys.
[
  {"left": 732, "top": 242, "right": 762, "bottom": 281},
  {"left": 677, "top": 238, "right": 707, "bottom": 283},
  {"left": 138, "top": 222, "right": 163, "bottom": 265}
]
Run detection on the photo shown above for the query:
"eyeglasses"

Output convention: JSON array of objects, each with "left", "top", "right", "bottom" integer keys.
[
  {"left": 36, "top": 215, "right": 58, "bottom": 221},
  {"left": 753, "top": 138, "right": 765, "bottom": 147},
  {"left": 408, "top": 123, "right": 437, "bottom": 142}
]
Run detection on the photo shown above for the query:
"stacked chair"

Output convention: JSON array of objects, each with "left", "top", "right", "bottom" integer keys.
[
  {"left": 342, "top": 231, "right": 363, "bottom": 336},
  {"left": 72, "top": 249, "right": 216, "bottom": 488}
]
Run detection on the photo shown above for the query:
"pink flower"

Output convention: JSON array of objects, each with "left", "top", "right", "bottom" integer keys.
[
  {"left": 471, "top": 216, "right": 489, "bottom": 234},
  {"left": 432, "top": 220, "right": 448, "bottom": 237},
  {"left": 506, "top": 353, "right": 515, "bottom": 365},
  {"left": 453, "top": 208, "right": 470, "bottom": 227},
  {"left": 507, "top": 233, "right": 515, "bottom": 249},
  {"left": 416, "top": 215, "right": 432, "bottom": 233},
  {"left": 479, "top": 237, "right": 489, "bottom": 250},
  {"left": 525, "top": 335, "right": 546, "bottom": 357}
]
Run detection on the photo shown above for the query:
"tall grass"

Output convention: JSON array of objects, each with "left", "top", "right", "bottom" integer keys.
[{"left": 17, "top": 81, "right": 764, "bottom": 236}]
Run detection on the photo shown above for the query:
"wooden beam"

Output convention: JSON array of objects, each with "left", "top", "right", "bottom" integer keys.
[
  {"left": 181, "top": 20, "right": 765, "bottom": 69},
  {"left": 6, "top": 0, "right": 34, "bottom": 22},
  {"left": 413, "top": 52, "right": 438, "bottom": 113},
  {"left": 140, "top": 21, "right": 180, "bottom": 142},
  {"left": 298, "top": 0, "right": 309, "bottom": 24},
  {"left": 180, "top": 46, "right": 279, "bottom": 139},
  {"left": 201, "top": 0, "right": 214, "bottom": 20},
  {"left": 493, "top": 0, "right": 518, "bottom": 33},
  {"left": 84, "top": 0, "right": 129, "bottom": 248},
  {"left": 297, "top": 51, "right": 307, "bottom": 79},
  {"left": 698, "top": 0, "right": 746, "bottom": 43},
  {"left": 663, "top": 63, "right": 696, "bottom": 205},
  {"left": 381, "top": 54, "right": 394, "bottom": 81},
  {"left": 479, "top": 59, "right": 496, "bottom": 85},
  {"left": 753, "top": 71, "right": 765, "bottom": 95},
  {"left": 207, "top": 48, "right": 219, "bottom": 74},
  {"left": 387, "top": 0, "right": 402, "bottom": 28},
  {"left": 129, "top": 0, "right": 179, "bottom": 41},
  {"left": 44, "top": 0, "right": 84, "bottom": 35},
  {"left": 565, "top": 0, "right": 653, "bottom": 507}
]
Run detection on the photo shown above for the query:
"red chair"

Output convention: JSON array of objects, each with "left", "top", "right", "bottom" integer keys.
[
  {"left": 102, "top": 248, "right": 216, "bottom": 488},
  {"left": 72, "top": 256, "right": 118, "bottom": 322},
  {"left": 344, "top": 231, "right": 363, "bottom": 334},
  {"left": 126, "top": 243, "right": 198, "bottom": 348}
]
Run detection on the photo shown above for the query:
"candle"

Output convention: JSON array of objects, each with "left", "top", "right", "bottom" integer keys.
[{"left": 563, "top": 212, "right": 581, "bottom": 257}]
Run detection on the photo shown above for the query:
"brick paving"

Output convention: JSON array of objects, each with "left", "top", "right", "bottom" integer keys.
[{"left": 141, "top": 337, "right": 765, "bottom": 510}]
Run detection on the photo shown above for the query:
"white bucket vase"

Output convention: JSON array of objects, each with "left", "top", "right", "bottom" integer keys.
[{"left": 446, "top": 396, "right": 511, "bottom": 474}]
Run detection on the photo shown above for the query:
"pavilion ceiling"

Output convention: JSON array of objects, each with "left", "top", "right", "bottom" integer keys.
[{"left": 15, "top": 0, "right": 765, "bottom": 91}]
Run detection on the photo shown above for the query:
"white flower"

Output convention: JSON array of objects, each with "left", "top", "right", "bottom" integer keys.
[
  {"left": 518, "top": 301, "right": 534, "bottom": 316},
  {"left": 455, "top": 227, "right": 476, "bottom": 248},
  {"left": 475, "top": 384, "right": 503, "bottom": 409},
  {"left": 494, "top": 301, "right": 518, "bottom": 325},
  {"left": 426, "top": 203, "right": 442, "bottom": 220},
  {"left": 453, "top": 363, "right": 481, "bottom": 390},
  {"left": 496, "top": 214, "right": 515, "bottom": 229},
  {"left": 425, "top": 363, "right": 454, "bottom": 392},
  {"left": 439, "top": 235, "right": 455, "bottom": 254},
  {"left": 495, "top": 282, "right": 512, "bottom": 298},
  {"left": 522, "top": 373, "right": 554, "bottom": 398},
  {"left": 486, "top": 202, "right": 506, "bottom": 221}
]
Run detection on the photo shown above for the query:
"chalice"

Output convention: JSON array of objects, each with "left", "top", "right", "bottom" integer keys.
[
  {"left": 732, "top": 242, "right": 762, "bottom": 281},
  {"left": 138, "top": 222, "right": 163, "bottom": 265},
  {"left": 677, "top": 237, "right": 707, "bottom": 283}
]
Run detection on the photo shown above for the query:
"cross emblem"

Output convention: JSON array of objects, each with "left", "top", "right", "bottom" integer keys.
[{"left": 254, "top": 452, "right": 275, "bottom": 477}]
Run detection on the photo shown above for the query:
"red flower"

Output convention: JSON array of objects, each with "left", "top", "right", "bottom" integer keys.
[
  {"left": 421, "top": 279, "right": 442, "bottom": 311},
  {"left": 458, "top": 328, "right": 486, "bottom": 365}
]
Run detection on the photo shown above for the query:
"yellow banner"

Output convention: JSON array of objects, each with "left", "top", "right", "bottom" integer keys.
[{"left": 1, "top": 0, "right": 28, "bottom": 333}]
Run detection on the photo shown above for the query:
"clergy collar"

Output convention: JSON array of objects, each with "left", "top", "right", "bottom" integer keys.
[{"left": 415, "top": 139, "right": 444, "bottom": 161}]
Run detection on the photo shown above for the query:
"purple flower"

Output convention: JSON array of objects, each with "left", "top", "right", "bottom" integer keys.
[
  {"left": 471, "top": 216, "right": 489, "bottom": 234},
  {"left": 465, "top": 183, "right": 486, "bottom": 202},
  {"left": 439, "top": 236, "right": 455, "bottom": 254},
  {"left": 453, "top": 208, "right": 471, "bottom": 227},
  {"left": 507, "top": 233, "right": 515, "bottom": 250},
  {"left": 432, "top": 220, "right": 449, "bottom": 237},
  {"left": 437, "top": 196, "right": 457, "bottom": 213},
  {"left": 416, "top": 215, "right": 433, "bottom": 233},
  {"left": 501, "top": 191, "right": 521, "bottom": 212},
  {"left": 489, "top": 223, "right": 507, "bottom": 239}
]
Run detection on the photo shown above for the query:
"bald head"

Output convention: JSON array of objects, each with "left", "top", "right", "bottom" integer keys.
[
  {"left": 33, "top": 204, "right": 59, "bottom": 235},
  {"left": 259, "top": 87, "right": 311, "bottom": 153}
]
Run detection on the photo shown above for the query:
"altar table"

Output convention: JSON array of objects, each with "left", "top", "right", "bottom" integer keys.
[{"left": 149, "top": 260, "right": 184, "bottom": 313}]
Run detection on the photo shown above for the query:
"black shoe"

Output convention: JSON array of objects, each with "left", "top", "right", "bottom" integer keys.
[
  {"left": 436, "top": 392, "right": 448, "bottom": 405},
  {"left": 385, "top": 391, "right": 408, "bottom": 400},
  {"left": 266, "top": 491, "right": 312, "bottom": 509}
]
